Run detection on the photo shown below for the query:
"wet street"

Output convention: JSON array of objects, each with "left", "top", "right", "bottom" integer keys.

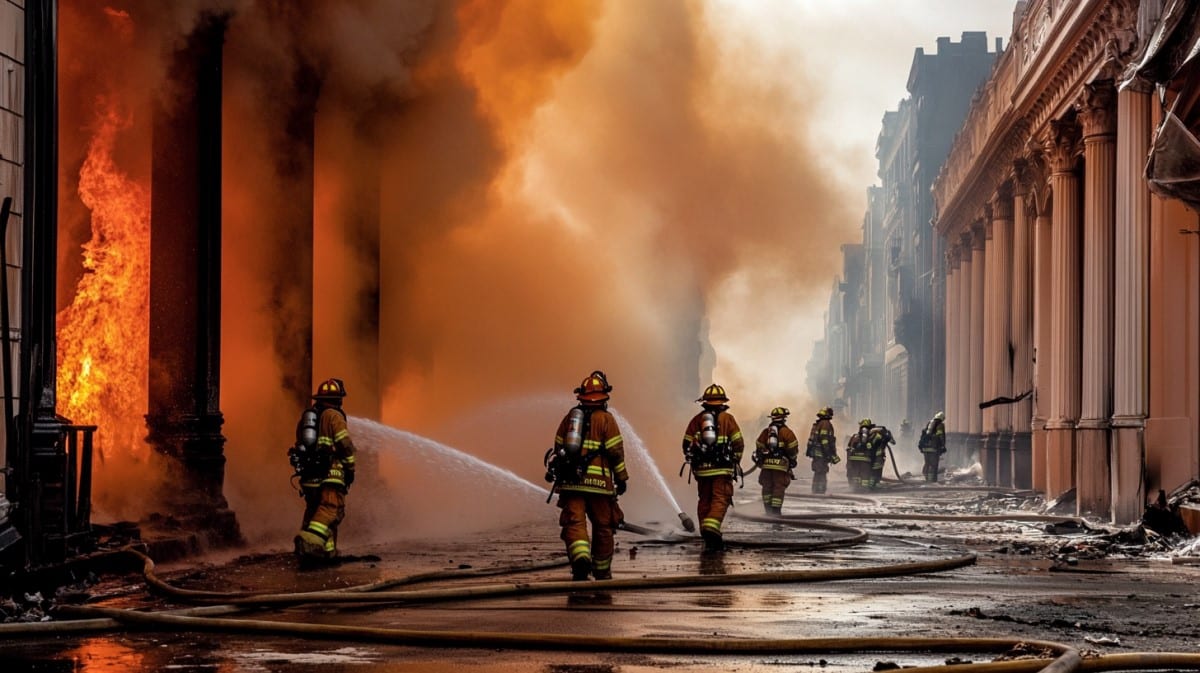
[{"left": 1, "top": 485, "right": 1198, "bottom": 672}]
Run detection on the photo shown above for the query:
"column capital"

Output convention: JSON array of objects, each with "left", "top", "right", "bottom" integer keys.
[
  {"left": 1077, "top": 80, "right": 1117, "bottom": 138},
  {"left": 1012, "top": 159, "right": 1031, "bottom": 197},
  {"left": 1042, "top": 118, "right": 1080, "bottom": 175},
  {"left": 970, "top": 223, "right": 986, "bottom": 251},
  {"left": 990, "top": 185, "right": 1015, "bottom": 220}
]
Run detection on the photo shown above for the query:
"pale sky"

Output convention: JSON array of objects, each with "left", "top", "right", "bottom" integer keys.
[
  {"left": 714, "top": 0, "right": 1018, "bottom": 212},
  {"left": 704, "top": 1, "right": 1019, "bottom": 415}
]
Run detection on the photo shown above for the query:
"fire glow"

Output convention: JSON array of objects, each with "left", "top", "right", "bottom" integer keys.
[{"left": 55, "top": 100, "right": 151, "bottom": 463}]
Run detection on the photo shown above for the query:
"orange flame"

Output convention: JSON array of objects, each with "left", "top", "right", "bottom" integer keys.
[{"left": 56, "top": 99, "right": 151, "bottom": 463}]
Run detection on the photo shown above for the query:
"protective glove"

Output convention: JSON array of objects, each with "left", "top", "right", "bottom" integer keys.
[
  {"left": 830, "top": 454, "right": 842, "bottom": 465},
  {"left": 344, "top": 469, "right": 356, "bottom": 489},
  {"left": 615, "top": 480, "right": 627, "bottom": 496}
]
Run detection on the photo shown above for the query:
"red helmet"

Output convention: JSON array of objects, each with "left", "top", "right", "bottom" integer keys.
[
  {"left": 574, "top": 370, "right": 612, "bottom": 403},
  {"left": 313, "top": 378, "right": 347, "bottom": 401}
]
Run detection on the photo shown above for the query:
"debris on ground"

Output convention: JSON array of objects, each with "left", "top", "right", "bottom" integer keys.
[
  {"left": 993, "top": 642, "right": 1059, "bottom": 661},
  {"left": 1083, "top": 635, "right": 1122, "bottom": 647}
]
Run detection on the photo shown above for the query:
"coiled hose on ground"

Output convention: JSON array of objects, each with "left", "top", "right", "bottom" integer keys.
[{"left": 1, "top": 498, "right": 1196, "bottom": 673}]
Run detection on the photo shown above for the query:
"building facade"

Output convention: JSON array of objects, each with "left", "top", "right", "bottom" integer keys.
[
  {"left": 811, "top": 33, "right": 999, "bottom": 437},
  {"left": 0, "top": 0, "right": 26, "bottom": 558},
  {"left": 935, "top": 0, "right": 1199, "bottom": 522}
]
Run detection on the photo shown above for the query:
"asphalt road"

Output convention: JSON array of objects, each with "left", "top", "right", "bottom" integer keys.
[{"left": 1, "top": 486, "right": 1197, "bottom": 672}]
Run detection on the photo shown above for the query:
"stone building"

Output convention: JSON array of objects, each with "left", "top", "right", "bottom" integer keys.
[
  {"left": 810, "top": 33, "right": 999, "bottom": 434},
  {"left": 935, "top": 0, "right": 1199, "bottom": 522}
]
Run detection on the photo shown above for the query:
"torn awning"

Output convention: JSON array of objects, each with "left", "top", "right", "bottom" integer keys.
[{"left": 1130, "top": 0, "right": 1200, "bottom": 212}]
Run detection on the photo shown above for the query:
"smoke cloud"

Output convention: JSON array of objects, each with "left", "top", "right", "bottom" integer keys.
[{"left": 57, "top": 0, "right": 860, "bottom": 543}]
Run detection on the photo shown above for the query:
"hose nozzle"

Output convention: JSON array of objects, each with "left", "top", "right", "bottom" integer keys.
[{"left": 678, "top": 512, "right": 695, "bottom": 532}]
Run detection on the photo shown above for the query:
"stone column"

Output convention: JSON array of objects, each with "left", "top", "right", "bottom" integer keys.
[
  {"left": 1111, "top": 81, "right": 1152, "bottom": 524},
  {"left": 1076, "top": 81, "right": 1117, "bottom": 516},
  {"left": 958, "top": 231, "right": 975, "bottom": 462},
  {"left": 1032, "top": 183, "right": 1053, "bottom": 493},
  {"left": 970, "top": 224, "right": 986, "bottom": 459},
  {"left": 991, "top": 189, "right": 1015, "bottom": 487},
  {"left": 1044, "top": 118, "right": 1082, "bottom": 500},
  {"left": 945, "top": 250, "right": 959, "bottom": 440},
  {"left": 1011, "top": 165, "right": 1035, "bottom": 489},
  {"left": 981, "top": 214, "right": 997, "bottom": 483},
  {"left": 147, "top": 16, "right": 240, "bottom": 542}
]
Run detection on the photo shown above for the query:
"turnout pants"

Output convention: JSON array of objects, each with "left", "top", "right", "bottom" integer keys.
[
  {"left": 297, "top": 484, "right": 346, "bottom": 558},
  {"left": 758, "top": 468, "right": 791, "bottom": 512},
  {"left": 697, "top": 475, "right": 735, "bottom": 538},
  {"left": 558, "top": 492, "right": 622, "bottom": 578},
  {"left": 921, "top": 449, "right": 943, "bottom": 482},
  {"left": 810, "top": 457, "right": 830, "bottom": 494}
]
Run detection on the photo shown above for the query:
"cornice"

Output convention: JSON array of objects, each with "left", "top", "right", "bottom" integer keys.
[{"left": 933, "top": 0, "right": 1138, "bottom": 239}]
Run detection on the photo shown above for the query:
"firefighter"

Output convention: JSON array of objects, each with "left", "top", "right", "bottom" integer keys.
[
  {"left": 918, "top": 411, "right": 947, "bottom": 482},
  {"left": 546, "top": 371, "right": 629, "bottom": 581},
  {"left": 682, "top": 384, "right": 744, "bottom": 551},
  {"left": 753, "top": 407, "right": 799, "bottom": 515},
  {"left": 845, "top": 418, "right": 873, "bottom": 492},
  {"left": 867, "top": 422, "right": 896, "bottom": 490},
  {"left": 292, "top": 378, "right": 357, "bottom": 563},
  {"left": 806, "top": 406, "right": 840, "bottom": 494}
]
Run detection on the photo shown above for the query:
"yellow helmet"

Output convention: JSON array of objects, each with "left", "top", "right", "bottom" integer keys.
[
  {"left": 858, "top": 418, "right": 873, "bottom": 428},
  {"left": 574, "top": 370, "right": 612, "bottom": 403},
  {"left": 697, "top": 384, "right": 729, "bottom": 404},
  {"left": 770, "top": 407, "right": 789, "bottom": 420},
  {"left": 817, "top": 406, "right": 833, "bottom": 419}
]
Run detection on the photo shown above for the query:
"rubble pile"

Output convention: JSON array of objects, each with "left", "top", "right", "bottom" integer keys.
[{"left": 0, "top": 574, "right": 94, "bottom": 623}]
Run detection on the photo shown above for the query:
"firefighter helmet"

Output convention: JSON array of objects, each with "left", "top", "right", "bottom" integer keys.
[
  {"left": 697, "top": 384, "right": 729, "bottom": 404},
  {"left": 934, "top": 410, "right": 945, "bottom": 421},
  {"left": 858, "top": 418, "right": 873, "bottom": 428},
  {"left": 313, "top": 378, "right": 347, "bottom": 401},
  {"left": 770, "top": 406, "right": 789, "bottom": 420},
  {"left": 574, "top": 370, "right": 613, "bottom": 403},
  {"left": 817, "top": 406, "right": 833, "bottom": 419}
]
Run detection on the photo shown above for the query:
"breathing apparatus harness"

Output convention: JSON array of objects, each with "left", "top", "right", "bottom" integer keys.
[
  {"left": 288, "top": 405, "right": 346, "bottom": 496},
  {"left": 680, "top": 407, "right": 743, "bottom": 486},
  {"left": 544, "top": 404, "right": 618, "bottom": 503}
]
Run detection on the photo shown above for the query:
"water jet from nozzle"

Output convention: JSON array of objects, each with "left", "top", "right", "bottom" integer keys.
[{"left": 678, "top": 512, "right": 695, "bottom": 532}]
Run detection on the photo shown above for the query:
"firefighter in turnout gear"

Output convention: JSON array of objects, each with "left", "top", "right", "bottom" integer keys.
[
  {"left": 682, "top": 384, "right": 744, "bottom": 550},
  {"left": 753, "top": 407, "right": 799, "bottom": 515},
  {"left": 806, "top": 406, "right": 840, "bottom": 494},
  {"left": 918, "top": 411, "right": 947, "bottom": 482},
  {"left": 291, "top": 378, "right": 357, "bottom": 562},
  {"left": 546, "top": 371, "right": 629, "bottom": 581},
  {"left": 867, "top": 422, "right": 895, "bottom": 490},
  {"left": 846, "top": 418, "right": 874, "bottom": 492}
]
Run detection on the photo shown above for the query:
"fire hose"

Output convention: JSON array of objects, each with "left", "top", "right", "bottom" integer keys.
[{"left": 3, "top": 511, "right": 1198, "bottom": 673}]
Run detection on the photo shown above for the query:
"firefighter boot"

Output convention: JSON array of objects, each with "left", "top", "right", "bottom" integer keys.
[
  {"left": 701, "top": 529, "right": 724, "bottom": 552},
  {"left": 292, "top": 530, "right": 326, "bottom": 556},
  {"left": 571, "top": 557, "right": 592, "bottom": 581}
]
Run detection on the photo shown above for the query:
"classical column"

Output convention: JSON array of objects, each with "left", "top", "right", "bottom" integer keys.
[
  {"left": 991, "top": 189, "right": 1015, "bottom": 487},
  {"left": 970, "top": 224, "right": 986, "bottom": 458},
  {"left": 958, "top": 231, "right": 975, "bottom": 461},
  {"left": 147, "top": 15, "right": 241, "bottom": 542},
  {"left": 1111, "top": 81, "right": 1152, "bottom": 523},
  {"left": 1031, "top": 181, "right": 1053, "bottom": 493},
  {"left": 945, "top": 250, "right": 960, "bottom": 441},
  {"left": 1011, "top": 165, "right": 1035, "bottom": 489},
  {"left": 1044, "top": 118, "right": 1082, "bottom": 500},
  {"left": 1076, "top": 81, "right": 1117, "bottom": 516},
  {"left": 981, "top": 213, "right": 997, "bottom": 483}
]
